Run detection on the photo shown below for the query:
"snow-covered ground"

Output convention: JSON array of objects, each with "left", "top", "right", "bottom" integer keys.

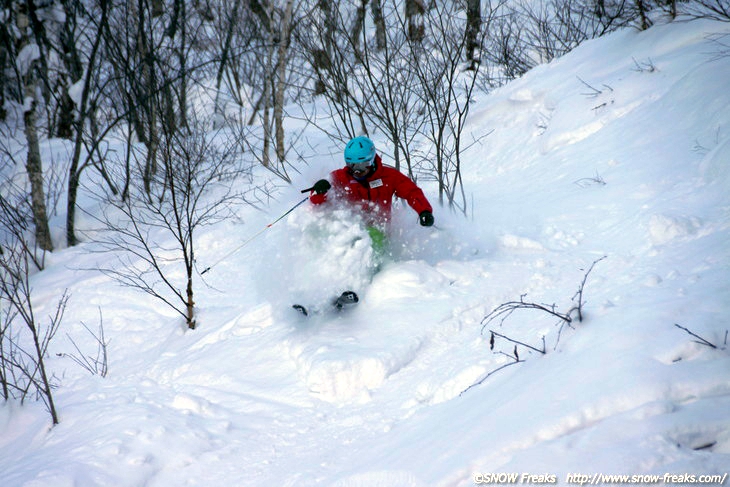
[{"left": 2, "top": 17, "right": 730, "bottom": 487}]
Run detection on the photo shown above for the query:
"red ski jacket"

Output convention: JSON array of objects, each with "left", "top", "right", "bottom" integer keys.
[{"left": 310, "top": 155, "right": 432, "bottom": 226}]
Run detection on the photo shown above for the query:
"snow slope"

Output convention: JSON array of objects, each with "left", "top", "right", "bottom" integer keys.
[{"left": 2, "top": 17, "right": 730, "bottom": 487}]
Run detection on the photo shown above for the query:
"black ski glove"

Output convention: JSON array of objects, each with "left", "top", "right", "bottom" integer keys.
[
  {"left": 419, "top": 211, "right": 434, "bottom": 227},
  {"left": 313, "top": 179, "right": 331, "bottom": 195}
]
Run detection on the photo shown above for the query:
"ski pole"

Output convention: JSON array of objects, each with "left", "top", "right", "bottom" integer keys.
[{"left": 200, "top": 196, "right": 309, "bottom": 275}]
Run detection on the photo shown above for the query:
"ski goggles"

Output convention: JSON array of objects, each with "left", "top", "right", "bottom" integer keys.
[{"left": 347, "top": 157, "right": 375, "bottom": 174}]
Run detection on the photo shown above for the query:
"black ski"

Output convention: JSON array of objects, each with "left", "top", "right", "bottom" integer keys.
[
  {"left": 333, "top": 291, "right": 359, "bottom": 309},
  {"left": 292, "top": 291, "right": 359, "bottom": 318},
  {"left": 292, "top": 304, "right": 309, "bottom": 316}
]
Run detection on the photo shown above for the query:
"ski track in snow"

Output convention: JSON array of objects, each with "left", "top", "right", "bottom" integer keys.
[{"left": 1, "top": 17, "right": 730, "bottom": 487}]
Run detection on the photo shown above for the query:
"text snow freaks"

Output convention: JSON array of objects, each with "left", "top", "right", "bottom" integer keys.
[{"left": 474, "top": 473, "right": 557, "bottom": 484}]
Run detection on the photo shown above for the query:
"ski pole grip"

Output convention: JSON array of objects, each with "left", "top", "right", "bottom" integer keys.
[{"left": 300, "top": 186, "right": 315, "bottom": 193}]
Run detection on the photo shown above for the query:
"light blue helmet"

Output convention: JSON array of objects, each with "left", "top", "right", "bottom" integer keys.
[{"left": 344, "top": 136, "right": 376, "bottom": 167}]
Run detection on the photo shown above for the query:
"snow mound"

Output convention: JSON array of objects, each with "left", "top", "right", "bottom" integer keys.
[
  {"left": 286, "top": 335, "right": 425, "bottom": 403},
  {"left": 366, "top": 261, "right": 452, "bottom": 304},
  {"left": 648, "top": 213, "right": 703, "bottom": 246}
]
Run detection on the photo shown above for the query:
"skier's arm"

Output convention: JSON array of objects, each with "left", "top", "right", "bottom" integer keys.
[{"left": 393, "top": 172, "right": 433, "bottom": 215}]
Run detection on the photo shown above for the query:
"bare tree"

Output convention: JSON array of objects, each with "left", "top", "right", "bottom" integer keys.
[
  {"left": 1, "top": 3, "right": 55, "bottom": 252},
  {"left": 359, "top": 33, "right": 424, "bottom": 175},
  {"left": 482, "top": 7, "right": 536, "bottom": 85},
  {"left": 92, "top": 116, "right": 253, "bottom": 330},
  {"left": 516, "top": 0, "right": 645, "bottom": 67},
  {"left": 66, "top": 0, "right": 113, "bottom": 247},
  {"left": 0, "top": 241, "right": 67, "bottom": 425},
  {"left": 94, "top": 0, "right": 217, "bottom": 200},
  {"left": 296, "top": 2, "right": 423, "bottom": 172},
  {"left": 57, "top": 308, "right": 109, "bottom": 377},
  {"left": 481, "top": 256, "right": 607, "bottom": 351},
  {"left": 407, "top": 1, "right": 489, "bottom": 212},
  {"left": 101, "top": 0, "right": 170, "bottom": 198},
  {"left": 235, "top": 0, "right": 304, "bottom": 180},
  {"left": 294, "top": 0, "right": 488, "bottom": 213},
  {"left": 213, "top": 0, "right": 245, "bottom": 124}
]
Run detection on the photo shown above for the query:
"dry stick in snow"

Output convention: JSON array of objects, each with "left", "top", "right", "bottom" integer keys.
[{"left": 674, "top": 323, "right": 720, "bottom": 349}]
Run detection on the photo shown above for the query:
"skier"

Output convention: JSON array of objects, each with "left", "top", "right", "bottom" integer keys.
[
  {"left": 309, "top": 135, "right": 434, "bottom": 235},
  {"left": 301, "top": 136, "right": 434, "bottom": 312}
]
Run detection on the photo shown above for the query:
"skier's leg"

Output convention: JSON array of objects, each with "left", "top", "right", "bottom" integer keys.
[{"left": 367, "top": 225, "right": 390, "bottom": 272}]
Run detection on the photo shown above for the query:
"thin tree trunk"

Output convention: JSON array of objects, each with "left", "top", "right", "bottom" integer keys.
[
  {"left": 405, "top": 0, "right": 425, "bottom": 43},
  {"left": 262, "top": 39, "right": 273, "bottom": 168},
  {"left": 0, "top": 33, "right": 6, "bottom": 122},
  {"left": 312, "top": 0, "right": 336, "bottom": 96},
  {"left": 16, "top": 3, "right": 52, "bottom": 252},
  {"left": 177, "top": 0, "right": 188, "bottom": 129},
  {"left": 56, "top": 91, "right": 75, "bottom": 139},
  {"left": 137, "top": 0, "right": 158, "bottom": 197},
  {"left": 214, "top": 0, "right": 242, "bottom": 124},
  {"left": 66, "top": 168, "right": 80, "bottom": 247},
  {"left": 186, "top": 274, "right": 195, "bottom": 329},
  {"left": 24, "top": 1, "right": 53, "bottom": 115},
  {"left": 465, "top": 0, "right": 481, "bottom": 68},
  {"left": 29, "top": 320, "right": 59, "bottom": 424},
  {"left": 66, "top": 0, "right": 109, "bottom": 246},
  {"left": 351, "top": 0, "right": 368, "bottom": 59},
  {"left": 371, "top": 0, "right": 386, "bottom": 51},
  {"left": 274, "top": 0, "right": 294, "bottom": 164},
  {"left": 56, "top": 0, "right": 84, "bottom": 139},
  {"left": 636, "top": 0, "right": 650, "bottom": 30},
  {"left": 668, "top": 0, "right": 677, "bottom": 19},
  {"left": 24, "top": 100, "right": 53, "bottom": 252}
]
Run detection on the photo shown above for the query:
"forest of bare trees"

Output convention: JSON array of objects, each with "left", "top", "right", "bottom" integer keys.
[{"left": 1, "top": 0, "right": 727, "bottom": 422}]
